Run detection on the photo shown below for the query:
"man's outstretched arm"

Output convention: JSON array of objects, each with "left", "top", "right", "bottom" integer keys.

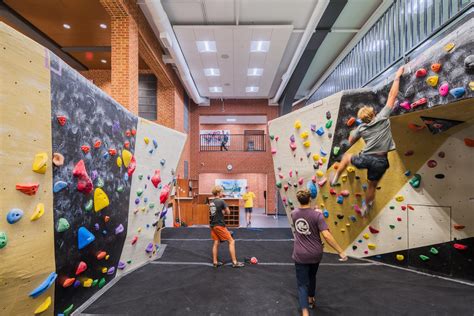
[{"left": 386, "top": 65, "right": 405, "bottom": 109}]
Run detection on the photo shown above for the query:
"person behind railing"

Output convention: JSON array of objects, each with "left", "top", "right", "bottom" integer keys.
[{"left": 220, "top": 131, "right": 229, "bottom": 151}]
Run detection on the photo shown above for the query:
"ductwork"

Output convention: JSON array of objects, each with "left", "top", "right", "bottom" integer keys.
[
  {"left": 269, "top": 0, "right": 330, "bottom": 105},
  {"left": 138, "top": 0, "right": 210, "bottom": 105}
]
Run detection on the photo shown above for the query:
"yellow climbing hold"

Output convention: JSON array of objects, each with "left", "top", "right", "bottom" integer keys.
[
  {"left": 396, "top": 254, "right": 404, "bottom": 261},
  {"left": 368, "top": 243, "right": 376, "bottom": 250},
  {"left": 341, "top": 174, "right": 348, "bottom": 182},
  {"left": 303, "top": 140, "right": 311, "bottom": 148},
  {"left": 320, "top": 203, "right": 325, "bottom": 209},
  {"left": 83, "top": 278, "right": 93, "bottom": 287},
  {"left": 312, "top": 154, "right": 320, "bottom": 161},
  {"left": 321, "top": 157, "right": 327, "bottom": 163},
  {"left": 138, "top": 227, "right": 142, "bottom": 233},
  {"left": 30, "top": 203, "right": 45, "bottom": 221},
  {"left": 340, "top": 229, "right": 346, "bottom": 233},
  {"left": 300, "top": 131, "right": 309, "bottom": 139},
  {"left": 316, "top": 170, "right": 324, "bottom": 177},
  {"left": 443, "top": 42, "right": 455, "bottom": 52},
  {"left": 346, "top": 223, "right": 351, "bottom": 227},
  {"left": 32, "top": 152, "right": 48, "bottom": 174},
  {"left": 395, "top": 195, "right": 405, "bottom": 202},
  {"left": 105, "top": 255, "right": 110, "bottom": 260},
  {"left": 94, "top": 188, "right": 110, "bottom": 212},
  {"left": 469, "top": 81, "right": 474, "bottom": 91},
  {"left": 426, "top": 75, "right": 439, "bottom": 87},
  {"left": 102, "top": 267, "right": 107, "bottom": 273},
  {"left": 294, "top": 120, "right": 301, "bottom": 129},
  {"left": 34, "top": 296, "right": 51, "bottom": 314},
  {"left": 122, "top": 149, "right": 133, "bottom": 168},
  {"left": 363, "top": 233, "right": 369, "bottom": 239},
  {"left": 346, "top": 166, "right": 355, "bottom": 173},
  {"left": 144, "top": 137, "right": 150, "bottom": 144},
  {"left": 117, "top": 157, "right": 123, "bottom": 168}
]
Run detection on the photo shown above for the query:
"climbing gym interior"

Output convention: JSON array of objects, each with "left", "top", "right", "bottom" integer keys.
[{"left": 0, "top": 1, "right": 473, "bottom": 315}]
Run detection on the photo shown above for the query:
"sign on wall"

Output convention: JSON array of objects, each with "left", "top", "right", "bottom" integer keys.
[
  {"left": 215, "top": 179, "right": 247, "bottom": 198},
  {"left": 200, "top": 129, "right": 231, "bottom": 146}
]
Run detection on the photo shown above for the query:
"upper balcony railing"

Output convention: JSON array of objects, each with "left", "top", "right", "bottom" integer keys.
[{"left": 199, "top": 134, "right": 266, "bottom": 152}]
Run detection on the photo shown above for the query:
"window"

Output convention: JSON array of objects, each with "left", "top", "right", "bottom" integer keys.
[
  {"left": 184, "top": 160, "right": 189, "bottom": 179},
  {"left": 138, "top": 74, "right": 157, "bottom": 121}
]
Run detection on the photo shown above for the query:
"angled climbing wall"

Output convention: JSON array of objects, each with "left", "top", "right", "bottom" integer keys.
[
  {"left": 269, "top": 15, "right": 474, "bottom": 282},
  {"left": 0, "top": 22, "right": 186, "bottom": 316}
]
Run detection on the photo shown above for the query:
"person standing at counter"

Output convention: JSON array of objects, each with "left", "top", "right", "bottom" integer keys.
[{"left": 242, "top": 186, "right": 256, "bottom": 227}]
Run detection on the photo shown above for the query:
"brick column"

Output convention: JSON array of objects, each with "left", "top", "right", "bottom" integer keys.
[{"left": 157, "top": 81, "right": 175, "bottom": 128}]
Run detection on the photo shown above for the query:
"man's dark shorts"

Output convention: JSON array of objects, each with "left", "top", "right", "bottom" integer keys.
[
  {"left": 245, "top": 207, "right": 253, "bottom": 213},
  {"left": 351, "top": 153, "right": 389, "bottom": 181}
]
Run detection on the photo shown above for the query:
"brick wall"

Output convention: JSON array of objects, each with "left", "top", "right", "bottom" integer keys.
[
  {"left": 190, "top": 99, "right": 279, "bottom": 214},
  {"left": 80, "top": 70, "right": 112, "bottom": 95}
]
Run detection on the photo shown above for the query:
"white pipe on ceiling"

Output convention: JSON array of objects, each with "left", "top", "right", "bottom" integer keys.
[
  {"left": 138, "top": 0, "right": 210, "bottom": 105},
  {"left": 268, "top": 0, "right": 330, "bottom": 105}
]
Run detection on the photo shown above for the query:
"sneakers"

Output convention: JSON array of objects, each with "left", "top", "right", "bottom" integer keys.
[
  {"left": 360, "top": 200, "right": 373, "bottom": 217},
  {"left": 232, "top": 262, "right": 245, "bottom": 268},
  {"left": 213, "top": 261, "right": 223, "bottom": 268}
]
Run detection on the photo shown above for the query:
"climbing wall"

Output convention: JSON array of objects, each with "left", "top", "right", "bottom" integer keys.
[
  {"left": 0, "top": 22, "right": 56, "bottom": 316},
  {"left": 117, "top": 118, "right": 186, "bottom": 275},
  {"left": 0, "top": 22, "right": 186, "bottom": 316},
  {"left": 269, "top": 16, "right": 474, "bottom": 281}
]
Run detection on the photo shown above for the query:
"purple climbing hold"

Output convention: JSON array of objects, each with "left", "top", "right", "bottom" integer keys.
[
  {"left": 115, "top": 224, "right": 124, "bottom": 235},
  {"left": 145, "top": 242, "right": 154, "bottom": 253},
  {"left": 73, "top": 280, "right": 81, "bottom": 288},
  {"left": 94, "top": 223, "right": 99, "bottom": 231},
  {"left": 290, "top": 134, "right": 295, "bottom": 142},
  {"left": 91, "top": 170, "right": 98, "bottom": 181},
  {"left": 112, "top": 120, "right": 120, "bottom": 133},
  {"left": 310, "top": 124, "right": 317, "bottom": 132},
  {"left": 107, "top": 267, "right": 115, "bottom": 275},
  {"left": 135, "top": 198, "right": 140, "bottom": 205},
  {"left": 118, "top": 261, "right": 126, "bottom": 269}
]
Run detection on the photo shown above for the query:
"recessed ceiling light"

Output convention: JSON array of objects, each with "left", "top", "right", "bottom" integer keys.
[
  {"left": 196, "top": 41, "right": 216, "bottom": 53},
  {"left": 246, "top": 86, "right": 259, "bottom": 93},
  {"left": 250, "top": 41, "right": 270, "bottom": 52},
  {"left": 209, "top": 86, "right": 222, "bottom": 93},
  {"left": 247, "top": 68, "right": 263, "bottom": 76},
  {"left": 226, "top": 118, "right": 237, "bottom": 122},
  {"left": 63, "top": 24, "right": 71, "bottom": 29},
  {"left": 204, "top": 68, "right": 220, "bottom": 76},
  {"left": 100, "top": 59, "right": 107, "bottom": 64},
  {"left": 99, "top": 23, "right": 107, "bottom": 29}
]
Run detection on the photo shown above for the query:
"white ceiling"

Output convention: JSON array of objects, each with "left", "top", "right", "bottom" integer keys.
[{"left": 200, "top": 115, "right": 267, "bottom": 124}]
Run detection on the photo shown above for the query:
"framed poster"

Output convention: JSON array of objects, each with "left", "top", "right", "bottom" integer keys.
[
  {"left": 200, "top": 129, "right": 231, "bottom": 146},
  {"left": 215, "top": 179, "right": 247, "bottom": 198}
]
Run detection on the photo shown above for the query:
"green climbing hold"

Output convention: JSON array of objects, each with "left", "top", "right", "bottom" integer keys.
[
  {"left": 325, "top": 120, "right": 333, "bottom": 129},
  {"left": 98, "top": 277, "right": 106, "bottom": 288},
  {"left": 323, "top": 194, "right": 328, "bottom": 199},
  {"left": 137, "top": 188, "right": 144, "bottom": 197},
  {"left": 389, "top": 225, "right": 395, "bottom": 229},
  {"left": 0, "top": 232, "right": 8, "bottom": 249},
  {"left": 409, "top": 174, "right": 421, "bottom": 188},
  {"left": 149, "top": 203, "right": 155, "bottom": 209},
  {"left": 57, "top": 218, "right": 70, "bottom": 233},
  {"left": 92, "top": 279, "right": 98, "bottom": 287},
  {"left": 276, "top": 181, "right": 282, "bottom": 189},
  {"left": 419, "top": 255, "right": 430, "bottom": 261},
  {"left": 117, "top": 186, "right": 124, "bottom": 193},
  {"left": 333, "top": 146, "right": 340, "bottom": 156},
  {"left": 85, "top": 200, "right": 93, "bottom": 212},
  {"left": 63, "top": 304, "right": 74, "bottom": 316},
  {"left": 127, "top": 259, "right": 132, "bottom": 264},
  {"left": 430, "top": 247, "right": 439, "bottom": 255},
  {"left": 138, "top": 174, "right": 143, "bottom": 180},
  {"left": 269, "top": 135, "right": 274, "bottom": 140},
  {"left": 389, "top": 206, "right": 395, "bottom": 210},
  {"left": 96, "top": 178, "right": 104, "bottom": 188},
  {"left": 288, "top": 199, "right": 293, "bottom": 206}
]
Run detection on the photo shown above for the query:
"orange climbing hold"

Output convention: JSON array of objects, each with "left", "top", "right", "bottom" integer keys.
[
  {"left": 346, "top": 117, "right": 356, "bottom": 127},
  {"left": 104, "top": 216, "right": 110, "bottom": 223},
  {"left": 16, "top": 183, "right": 39, "bottom": 195},
  {"left": 94, "top": 140, "right": 102, "bottom": 148},
  {"left": 464, "top": 138, "right": 474, "bottom": 147},
  {"left": 62, "top": 278, "right": 75, "bottom": 288},
  {"left": 408, "top": 123, "right": 425, "bottom": 132},
  {"left": 333, "top": 162, "right": 340, "bottom": 170},
  {"left": 81, "top": 145, "right": 90, "bottom": 154},
  {"left": 96, "top": 251, "right": 107, "bottom": 260},
  {"left": 411, "top": 98, "right": 427, "bottom": 108},
  {"left": 453, "top": 224, "right": 465, "bottom": 230},
  {"left": 431, "top": 63, "right": 442, "bottom": 73}
]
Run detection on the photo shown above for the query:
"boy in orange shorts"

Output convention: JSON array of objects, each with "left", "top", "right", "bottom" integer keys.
[{"left": 209, "top": 185, "right": 244, "bottom": 268}]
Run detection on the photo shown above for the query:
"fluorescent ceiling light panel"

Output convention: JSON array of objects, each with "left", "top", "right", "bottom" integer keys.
[
  {"left": 196, "top": 41, "right": 217, "bottom": 53},
  {"left": 246, "top": 86, "right": 259, "bottom": 93},
  {"left": 209, "top": 86, "right": 222, "bottom": 93},
  {"left": 204, "top": 68, "right": 220, "bottom": 76},
  {"left": 250, "top": 41, "right": 270, "bottom": 52},
  {"left": 247, "top": 68, "right": 263, "bottom": 76},
  {"left": 226, "top": 118, "right": 237, "bottom": 122}
]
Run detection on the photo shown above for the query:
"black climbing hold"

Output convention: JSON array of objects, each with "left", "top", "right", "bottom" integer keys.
[
  {"left": 337, "top": 214, "right": 344, "bottom": 220},
  {"left": 464, "top": 55, "right": 474, "bottom": 72},
  {"left": 435, "top": 174, "right": 445, "bottom": 179},
  {"left": 326, "top": 111, "right": 331, "bottom": 120},
  {"left": 352, "top": 245, "right": 357, "bottom": 250},
  {"left": 355, "top": 176, "right": 360, "bottom": 180},
  {"left": 404, "top": 85, "right": 415, "bottom": 98}
]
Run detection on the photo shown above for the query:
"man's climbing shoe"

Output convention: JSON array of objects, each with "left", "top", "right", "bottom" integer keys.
[
  {"left": 213, "top": 262, "right": 223, "bottom": 268},
  {"left": 360, "top": 200, "right": 373, "bottom": 217},
  {"left": 232, "top": 262, "right": 245, "bottom": 268}
]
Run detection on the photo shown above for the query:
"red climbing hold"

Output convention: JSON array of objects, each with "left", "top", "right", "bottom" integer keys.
[
  {"left": 75, "top": 261, "right": 87, "bottom": 275},
  {"left": 346, "top": 117, "right": 356, "bottom": 127},
  {"left": 401, "top": 206, "right": 407, "bottom": 211},
  {"left": 369, "top": 226, "right": 379, "bottom": 234},
  {"left": 72, "top": 160, "right": 89, "bottom": 180},
  {"left": 160, "top": 184, "right": 170, "bottom": 204},
  {"left": 329, "top": 188, "right": 337, "bottom": 195},
  {"left": 108, "top": 148, "right": 117, "bottom": 156},
  {"left": 151, "top": 169, "right": 161, "bottom": 188},
  {"left": 411, "top": 98, "right": 427, "bottom": 108},
  {"left": 453, "top": 225, "right": 465, "bottom": 230},
  {"left": 94, "top": 140, "right": 102, "bottom": 149},
  {"left": 73, "top": 160, "right": 93, "bottom": 194},
  {"left": 125, "top": 129, "right": 131, "bottom": 137},
  {"left": 57, "top": 115, "right": 67, "bottom": 126},
  {"left": 131, "top": 236, "right": 138, "bottom": 245},
  {"left": 408, "top": 123, "right": 425, "bottom": 132},
  {"left": 81, "top": 145, "right": 90, "bottom": 154},
  {"left": 438, "top": 151, "right": 445, "bottom": 158},
  {"left": 453, "top": 243, "right": 468, "bottom": 251},
  {"left": 16, "top": 183, "right": 39, "bottom": 195},
  {"left": 131, "top": 129, "right": 137, "bottom": 136},
  {"left": 415, "top": 68, "right": 427, "bottom": 77},
  {"left": 404, "top": 150, "right": 414, "bottom": 156},
  {"left": 127, "top": 156, "right": 136, "bottom": 177},
  {"left": 397, "top": 217, "right": 402, "bottom": 222},
  {"left": 124, "top": 141, "right": 130, "bottom": 149},
  {"left": 464, "top": 138, "right": 474, "bottom": 147},
  {"left": 427, "top": 160, "right": 437, "bottom": 168}
]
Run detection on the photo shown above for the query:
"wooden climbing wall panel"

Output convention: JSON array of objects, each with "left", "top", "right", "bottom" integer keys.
[{"left": 0, "top": 22, "right": 56, "bottom": 316}]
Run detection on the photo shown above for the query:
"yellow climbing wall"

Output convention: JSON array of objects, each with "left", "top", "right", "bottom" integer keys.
[{"left": 0, "top": 22, "right": 55, "bottom": 315}]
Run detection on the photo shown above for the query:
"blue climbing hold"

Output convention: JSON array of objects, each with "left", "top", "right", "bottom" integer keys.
[
  {"left": 144, "top": 197, "right": 148, "bottom": 203},
  {"left": 102, "top": 152, "right": 110, "bottom": 160},
  {"left": 124, "top": 173, "right": 129, "bottom": 181},
  {"left": 160, "top": 209, "right": 168, "bottom": 219},
  {"left": 404, "top": 170, "right": 411, "bottom": 176},
  {"left": 78, "top": 227, "right": 95, "bottom": 250},
  {"left": 355, "top": 118, "right": 363, "bottom": 126},
  {"left": 449, "top": 87, "right": 466, "bottom": 98},
  {"left": 362, "top": 184, "right": 368, "bottom": 191},
  {"left": 160, "top": 159, "right": 166, "bottom": 166},
  {"left": 53, "top": 181, "right": 68, "bottom": 193},
  {"left": 349, "top": 215, "right": 357, "bottom": 222},
  {"left": 337, "top": 195, "right": 344, "bottom": 204},
  {"left": 323, "top": 209, "right": 329, "bottom": 218},
  {"left": 320, "top": 148, "right": 327, "bottom": 157},
  {"left": 316, "top": 127, "right": 325, "bottom": 136},
  {"left": 102, "top": 230, "right": 107, "bottom": 235},
  {"left": 6, "top": 209, "right": 23, "bottom": 224},
  {"left": 153, "top": 139, "right": 158, "bottom": 149},
  {"left": 148, "top": 148, "right": 154, "bottom": 154},
  {"left": 29, "top": 272, "right": 57, "bottom": 298},
  {"left": 307, "top": 181, "right": 318, "bottom": 199}
]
